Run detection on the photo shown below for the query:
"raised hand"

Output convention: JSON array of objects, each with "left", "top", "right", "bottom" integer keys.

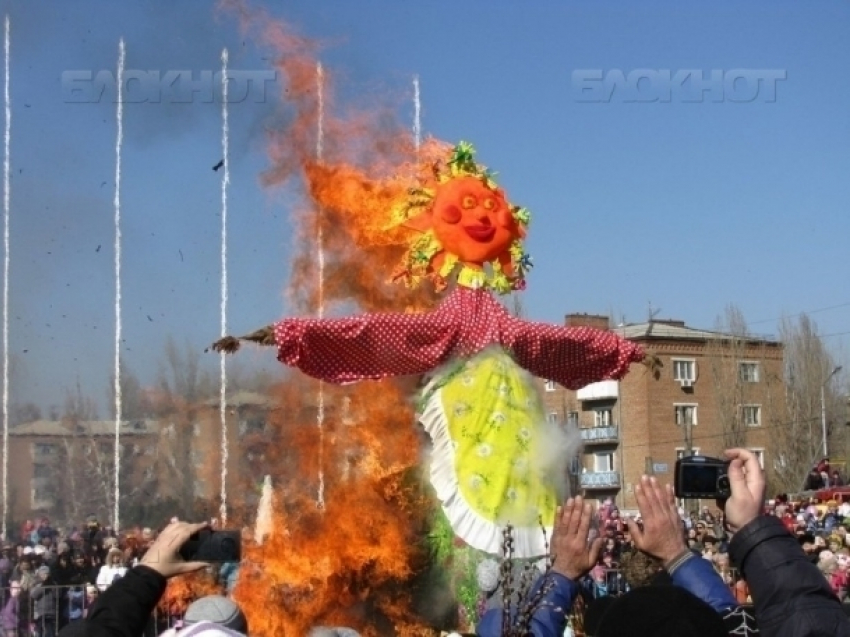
[
  {"left": 551, "top": 496, "right": 604, "bottom": 580},
  {"left": 139, "top": 521, "right": 210, "bottom": 579},
  {"left": 625, "top": 475, "right": 688, "bottom": 563}
]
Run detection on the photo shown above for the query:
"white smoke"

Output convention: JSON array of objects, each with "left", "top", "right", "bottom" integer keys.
[{"left": 254, "top": 475, "right": 274, "bottom": 545}]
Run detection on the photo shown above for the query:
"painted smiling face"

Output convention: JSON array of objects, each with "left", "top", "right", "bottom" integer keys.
[
  {"left": 392, "top": 142, "right": 532, "bottom": 293},
  {"left": 430, "top": 176, "right": 523, "bottom": 265}
]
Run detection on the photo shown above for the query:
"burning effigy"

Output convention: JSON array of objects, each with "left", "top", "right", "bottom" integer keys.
[
  {"left": 208, "top": 3, "right": 653, "bottom": 634},
  {"left": 216, "top": 140, "right": 648, "bottom": 558}
]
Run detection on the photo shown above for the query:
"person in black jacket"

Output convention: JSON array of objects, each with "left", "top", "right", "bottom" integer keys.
[
  {"left": 31, "top": 565, "right": 59, "bottom": 637},
  {"left": 82, "top": 516, "right": 106, "bottom": 565},
  {"left": 804, "top": 468, "right": 826, "bottom": 491},
  {"left": 725, "top": 448, "right": 850, "bottom": 637},
  {"left": 57, "top": 521, "right": 210, "bottom": 637}
]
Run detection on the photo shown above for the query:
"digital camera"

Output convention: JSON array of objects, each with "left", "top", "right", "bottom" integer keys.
[
  {"left": 674, "top": 455, "right": 731, "bottom": 500},
  {"left": 179, "top": 529, "right": 241, "bottom": 563}
]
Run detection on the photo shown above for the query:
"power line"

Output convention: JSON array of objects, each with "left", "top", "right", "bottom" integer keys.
[
  {"left": 820, "top": 330, "right": 850, "bottom": 340},
  {"left": 748, "top": 301, "right": 850, "bottom": 327},
  {"left": 602, "top": 412, "right": 834, "bottom": 454}
]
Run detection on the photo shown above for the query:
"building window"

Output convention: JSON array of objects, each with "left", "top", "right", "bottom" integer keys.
[
  {"left": 748, "top": 448, "right": 765, "bottom": 468},
  {"left": 672, "top": 359, "right": 696, "bottom": 382},
  {"left": 742, "top": 405, "right": 761, "bottom": 427},
  {"left": 675, "top": 447, "right": 701, "bottom": 459},
  {"left": 739, "top": 362, "right": 760, "bottom": 383},
  {"left": 32, "top": 443, "right": 59, "bottom": 457},
  {"left": 567, "top": 411, "right": 579, "bottom": 428},
  {"left": 544, "top": 380, "right": 557, "bottom": 392},
  {"left": 32, "top": 464, "right": 51, "bottom": 479},
  {"left": 547, "top": 412, "right": 559, "bottom": 424},
  {"left": 31, "top": 484, "right": 54, "bottom": 507},
  {"left": 594, "top": 452, "right": 615, "bottom": 472},
  {"left": 594, "top": 408, "right": 613, "bottom": 427},
  {"left": 674, "top": 404, "right": 698, "bottom": 427}
]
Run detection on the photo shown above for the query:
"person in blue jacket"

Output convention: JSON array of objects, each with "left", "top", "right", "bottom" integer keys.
[
  {"left": 476, "top": 481, "right": 737, "bottom": 637},
  {"left": 477, "top": 448, "right": 850, "bottom": 637}
]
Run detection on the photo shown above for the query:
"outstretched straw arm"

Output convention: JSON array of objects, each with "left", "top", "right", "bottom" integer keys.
[{"left": 208, "top": 325, "right": 276, "bottom": 354}]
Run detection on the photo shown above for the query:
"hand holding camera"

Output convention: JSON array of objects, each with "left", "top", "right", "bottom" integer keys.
[
  {"left": 674, "top": 455, "right": 731, "bottom": 500},
  {"left": 673, "top": 449, "right": 766, "bottom": 534},
  {"left": 721, "top": 448, "right": 766, "bottom": 534},
  {"left": 140, "top": 521, "right": 212, "bottom": 579}
]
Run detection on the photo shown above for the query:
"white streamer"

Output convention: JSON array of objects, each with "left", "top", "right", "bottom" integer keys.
[
  {"left": 113, "top": 38, "right": 125, "bottom": 531},
  {"left": 413, "top": 75, "right": 421, "bottom": 153},
  {"left": 315, "top": 62, "right": 325, "bottom": 510},
  {"left": 1, "top": 15, "right": 10, "bottom": 541},
  {"left": 219, "top": 48, "right": 230, "bottom": 526}
]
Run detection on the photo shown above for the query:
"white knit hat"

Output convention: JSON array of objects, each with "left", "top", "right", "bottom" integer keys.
[
  {"left": 183, "top": 596, "right": 248, "bottom": 634},
  {"left": 476, "top": 558, "right": 501, "bottom": 593},
  {"left": 173, "top": 621, "right": 246, "bottom": 636}
]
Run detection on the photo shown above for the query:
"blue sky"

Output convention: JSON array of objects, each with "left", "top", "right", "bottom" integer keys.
[{"left": 5, "top": 0, "right": 850, "bottom": 412}]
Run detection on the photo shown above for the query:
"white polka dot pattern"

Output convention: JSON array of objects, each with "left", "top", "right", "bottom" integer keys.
[{"left": 273, "top": 287, "right": 644, "bottom": 388}]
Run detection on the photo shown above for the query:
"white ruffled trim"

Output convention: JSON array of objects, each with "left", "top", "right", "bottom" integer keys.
[{"left": 419, "top": 377, "right": 553, "bottom": 558}]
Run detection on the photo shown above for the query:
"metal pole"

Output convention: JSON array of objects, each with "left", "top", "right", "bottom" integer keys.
[
  {"left": 822, "top": 384, "right": 828, "bottom": 458},
  {"left": 822, "top": 366, "right": 843, "bottom": 460}
]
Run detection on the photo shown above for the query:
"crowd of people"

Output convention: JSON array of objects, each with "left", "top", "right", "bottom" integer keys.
[
  {"left": 474, "top": 448, "right": 850, "bottom": 636},
  {"left": 568, "top": 470, "right": 850, "bottom": 607},
  {"left": 2, "top": 450, "right": 850, "bottom": 636},
  {"left": 0, "top": 516, "right": 237, "bottom": 636}
]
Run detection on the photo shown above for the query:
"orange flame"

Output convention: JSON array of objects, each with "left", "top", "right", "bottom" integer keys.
[
  {"left": 159, "top": 571, "right": 223, "bottom": 617},
  {"left": 233, "top": 379, "right": 438, "bottom": 636},
  {"left": 218, "top": 2, "right": 459, "bottom": 634}
]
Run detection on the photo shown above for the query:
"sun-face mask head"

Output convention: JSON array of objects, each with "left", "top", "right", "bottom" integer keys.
[{"left": 392, "top": 142, "right": 531, "bottom": 293}]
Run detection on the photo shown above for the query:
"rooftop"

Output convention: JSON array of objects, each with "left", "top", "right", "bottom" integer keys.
[
  {"left": 11, "top": 419, "right": 159, "bottom": 437},
  {"left": 614, "top": 320, "right": 778, "bottom": 344},
  {"left": 203, "top": 390, "right": 273, "bottom": 408}
]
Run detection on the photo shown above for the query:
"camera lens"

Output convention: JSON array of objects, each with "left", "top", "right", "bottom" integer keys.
[
  {"left": 220, "top": 538, "right": 238, "bottom": 560},
  {"left": 717, "top": 476, "right": 730, "bottom": 492}
]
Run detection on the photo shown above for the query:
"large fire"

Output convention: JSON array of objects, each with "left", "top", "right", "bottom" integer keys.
[{"left": 220, "top": 2, "right": 455, "bottom": 634}]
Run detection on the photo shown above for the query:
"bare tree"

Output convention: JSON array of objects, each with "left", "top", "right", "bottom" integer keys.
[
  {"left": 51, "top": 382, "right": 100, "bottom": 522},
  {"left": 707, "top": 305, "right": 751, "bottom": 449},
  {"left": 773, "top": 314, "right": 842, "bottom": 493},
  {"left": 152, "top": 337, "right": 216, "bottom": 517},
  {"left": 223, "top": 359, "right": 276, "bottom": 395},
  {"left": 705, "top": 305, "right": 782, "bottom": 451},
  {"left": 157, "top": 337, "right": 215, "bottom": 405},
  {"left": 9, "top": 402, "right": 41, "bottom": 427},
  {"left": 107, "top": 362, "right": 155, "bottom": 420},
  {"left": 50, "top": 379, "right": 160, "bottom": 526}
]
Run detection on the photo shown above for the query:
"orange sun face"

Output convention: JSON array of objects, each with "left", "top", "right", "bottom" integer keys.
[
  {"left": 392, "top": 142, "right": 532, "bottom": 293},
  {"left": 427, "top": 176, "right": 523, "bottom": 265}
]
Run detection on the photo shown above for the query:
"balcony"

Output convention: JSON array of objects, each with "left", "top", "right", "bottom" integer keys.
[
  {"left": 579, "top": 471, "right": 621, "bottom": 489},
  {"left": 576, "top": 380, "right": 619, "bottom": 401},
  {"left": 580, "top": 425, "right": 619, "bottom": 444}
]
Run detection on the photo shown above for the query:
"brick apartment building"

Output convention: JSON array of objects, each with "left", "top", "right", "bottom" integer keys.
[
  {"left": 6, "top": 391, "right": 275, "bottom": 525},
  {"left": 539, "top": 314, "right": 784, "bottom": 511},
  {"left": 6, "top": 418, "right": 160, "bottom": 524}
]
